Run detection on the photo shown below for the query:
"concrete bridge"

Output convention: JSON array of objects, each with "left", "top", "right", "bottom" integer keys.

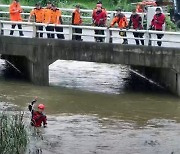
[
  {"left": 1, "top": 35, "right": 180, "bottom": 95},
  {"left": 0, "top": 4, "right": 180, "bottom": 95}
]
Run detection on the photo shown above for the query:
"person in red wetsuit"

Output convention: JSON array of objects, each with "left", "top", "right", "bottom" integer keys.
[
  {"left": 28, "top": 98, "right": 47, "bottom": 127},
  {"left": 150, "top": 7, "right": 165, "bottom": 46},
  {"left": 128, "top": 9, "right": 144, "bottom": 45},
  {"left": 92, "top": 3, "right": 107, "bottom": 42}
]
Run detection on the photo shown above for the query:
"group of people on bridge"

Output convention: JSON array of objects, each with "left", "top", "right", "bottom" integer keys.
[{"left": 7, "top": 0, "right": 165, "bottom": 46}]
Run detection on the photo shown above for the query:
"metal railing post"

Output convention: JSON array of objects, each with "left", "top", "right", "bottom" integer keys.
[
  {"left": 145, "top": 30, "right": 150, "bottom": 46},
  {"left": 32, "top": 22, "right": 37, "bottom": 38},
  {"left": 109, "top": 12, "right": 114, "bottom": 23},
  {"left": 69, "top": 25, "right": 72, "bottom": 40},
  {"left": 0, "top": 20, "right": 2, "bottom": 35},
  {"left": 105, "top": 28, "right": 110, "bottom": 43}
]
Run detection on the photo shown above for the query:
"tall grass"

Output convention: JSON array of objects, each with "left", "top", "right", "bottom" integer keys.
[{"left": 0, "top": 113, "right": 28, "bottom": 154}]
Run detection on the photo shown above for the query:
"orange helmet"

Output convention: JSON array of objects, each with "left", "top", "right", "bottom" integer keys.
[{"left": 38, "top": 104, "right": 45, "bottom": 110}]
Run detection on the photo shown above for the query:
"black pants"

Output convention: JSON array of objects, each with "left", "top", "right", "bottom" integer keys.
[
  {"left": 10, "top": 24, "right": 24, "bottom": 36},
  {"left": 119, "top": 31, "right": 128, "bottom": 44},
  {"left": 55, "top": 27, "right": 64, "bottom": 39},
  {"left": 157, "top": 33, "right": 164, "bottom": 46},
  {"left": 36, "top": 25, "right": 43, "bottom": 38},
  {"left": 73, "top": 28, "right": 82, "bottom": 41},
  {"left": 95, "top": 29, "right": 104, "bottom": 42},
  {"left": 46, "top": 26, "right": 54, "bottom": 38},
  {"left": 133, "top": 32, "right": 144, "bottom": 45},
  {"left": 1, "top": 23, "right": 3, "bottom": 35}
]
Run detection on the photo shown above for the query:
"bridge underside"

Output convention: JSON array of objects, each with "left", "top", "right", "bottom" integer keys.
[
  {"left": 1, "top": 36, "right": 180, "bottom": 95},
  {"left": 131, "top": 66, "right": 180, "bottom": 96}
]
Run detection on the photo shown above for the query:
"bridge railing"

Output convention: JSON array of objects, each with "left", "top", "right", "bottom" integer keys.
[{"left": 0, "top": 20, "right": 180, "bottom": 47}]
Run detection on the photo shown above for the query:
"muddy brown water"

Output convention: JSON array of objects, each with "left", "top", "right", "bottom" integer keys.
[{"left": 0, "top": 59, "right": 180, "bottom": 154}]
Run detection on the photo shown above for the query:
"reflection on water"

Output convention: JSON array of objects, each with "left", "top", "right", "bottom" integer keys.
[{"left": 0, "top": 59, "right": 180, "bottom": 154}]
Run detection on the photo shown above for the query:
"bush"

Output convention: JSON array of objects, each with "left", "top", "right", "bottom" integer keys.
[
  {"left": 0, "top": 113, "right": 28, "bottom": 154},
  {"left": 165, "top": 16, "right": 178, "bottom": 31}
]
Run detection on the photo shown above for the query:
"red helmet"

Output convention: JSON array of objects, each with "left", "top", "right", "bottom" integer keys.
[{"left": 38, "top": 104, "right": 45, "bottom": 110}]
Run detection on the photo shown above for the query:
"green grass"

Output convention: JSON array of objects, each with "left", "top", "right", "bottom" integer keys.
[{"left": 0, "top": 113, "right": 28, "bottom": 154}]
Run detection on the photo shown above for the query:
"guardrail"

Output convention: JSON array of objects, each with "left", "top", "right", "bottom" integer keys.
[{"left": 0, "top": 20, "right": 179, "bottom": 47}]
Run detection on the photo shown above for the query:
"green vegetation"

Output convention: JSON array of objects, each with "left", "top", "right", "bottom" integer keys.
[
  {"left": 1, "top": 0, "right": 137, "bottom": 10},
  {"left": 165, "top": 16, "right": 178, "bottom": 31},
  {"left": 0, "top": 113, "right": 28, "bottom": 154}
]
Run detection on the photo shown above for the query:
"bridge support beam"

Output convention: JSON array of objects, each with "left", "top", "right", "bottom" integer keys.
[
  {"left": 30, "top": 61, "right": 49, "bottom": 86},
  {"left": 159, "top": 68, "right": 180, "bottom": 96}
]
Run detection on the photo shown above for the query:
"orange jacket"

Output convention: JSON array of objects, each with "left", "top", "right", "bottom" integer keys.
[
  {"left": 44, "top": 8, "right": 52, "bottom": 24},
  {"left": 110, "top": 15, "right": 128, "bottom": 29},
  {"left": 50, "top": 9, "right": 62, "bottom": 24},
  {"left": 30, "top": 8, "right": 44, "bottom": 23},
  {"left": 9, "top": 2, "right": 22, "bottom": 21},
  {"left": 72, "top": 9, "right": 82, "bottom": 25}
]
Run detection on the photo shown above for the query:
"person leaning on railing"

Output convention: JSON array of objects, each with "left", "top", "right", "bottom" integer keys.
[
  {"left": 72, "top": 5, "right": 82, "bottom": 41},
  {"left": 109, "top": 8, "right": 128, "bottom": 44},
  {"left": 128, "top": 9, "right": 144, "bottom": 45},
  {"left": 44, "top": 1, "right": 53, "bottom": 38},
  {"left": 92, "top": 3, "right": 107, "bottom": 42},
  {"left": 28, "top": 3, "right": 44, "bottom": 38},
  {"left": 50, "top": 4, "right": 64, "bottom": 39},
  {"left": 9, "top": 0, "right": 24, "bottom": 36},
  {"left": 149, "top": 7, "right": 165, "bottom": 47}
]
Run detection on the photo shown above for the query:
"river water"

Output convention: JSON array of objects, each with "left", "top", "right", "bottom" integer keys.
[{"left": 0, "top": 59, "right": 180, "bottom": 154}]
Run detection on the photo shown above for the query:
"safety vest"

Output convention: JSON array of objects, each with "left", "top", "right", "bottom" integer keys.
[
  {"left": 111, "top": 15, "right": 128, "bottom": 29},
  {"left": 92, "top": 9, "right": 107, "bottom": 26},
  {"left": 30, "top": 8, "right": 44, "bottom": 23},
  {"left": 129, "top": 14, "right": 143, "bottom": 29},
  {"left": 151, "top": 13, "right": 165, "bottom": 30},
  {"left": 72, "top": 9, "right": 82, "bottom": 25},
  {"left": 31, "top": 110, "right": 47, "bottom": 127},
  {"left": 44, "top": 8, "right": 52, "bottom": 23},
  {"left": 50, "top": 9, "right": 62, "bottom": 24},
  {"left": 9, "top": 2, "right": 22, "bottom": 21}
]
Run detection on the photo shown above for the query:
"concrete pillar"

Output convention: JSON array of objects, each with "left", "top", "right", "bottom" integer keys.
[
  {"left": 31, "top": 61, "right": 49, "bottom": 86},
  {"left": 176, "top": 73, "right": 180, "bottom": 96}
]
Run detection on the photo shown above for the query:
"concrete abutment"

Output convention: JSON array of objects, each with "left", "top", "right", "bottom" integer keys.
[{"left": 132, "top": 66, "right": 180, "bottom": 96}]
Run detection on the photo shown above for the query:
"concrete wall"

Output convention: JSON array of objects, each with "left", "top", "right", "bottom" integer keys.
[{"left": 132, "top": 66, "right": 180, "bottom": 96}]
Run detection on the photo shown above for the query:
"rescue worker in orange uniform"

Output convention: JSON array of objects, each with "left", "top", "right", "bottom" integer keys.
[
  {"left": 110, "top": 8, "right": 128, "bottom": 44},
  {"left": 28, "top": 3, "right": 44, "bottom": 38},
  {"left": 9, "top": 0, "right": 24, "bottom": 36},
  {"left": 28, "top": 97, "right": 47, "bottom": 127},
  {"left": 92, "top": 3, "right": 107, "bottom": 42},
  {"left": 50, "top": 4, "right": 64, "bottom": 39},
  {"left": 72, "top": 5, "right": 82, "bottom": 41},
  {"left": 44, "top": 1, "right": 53, "bottom": 38}
]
